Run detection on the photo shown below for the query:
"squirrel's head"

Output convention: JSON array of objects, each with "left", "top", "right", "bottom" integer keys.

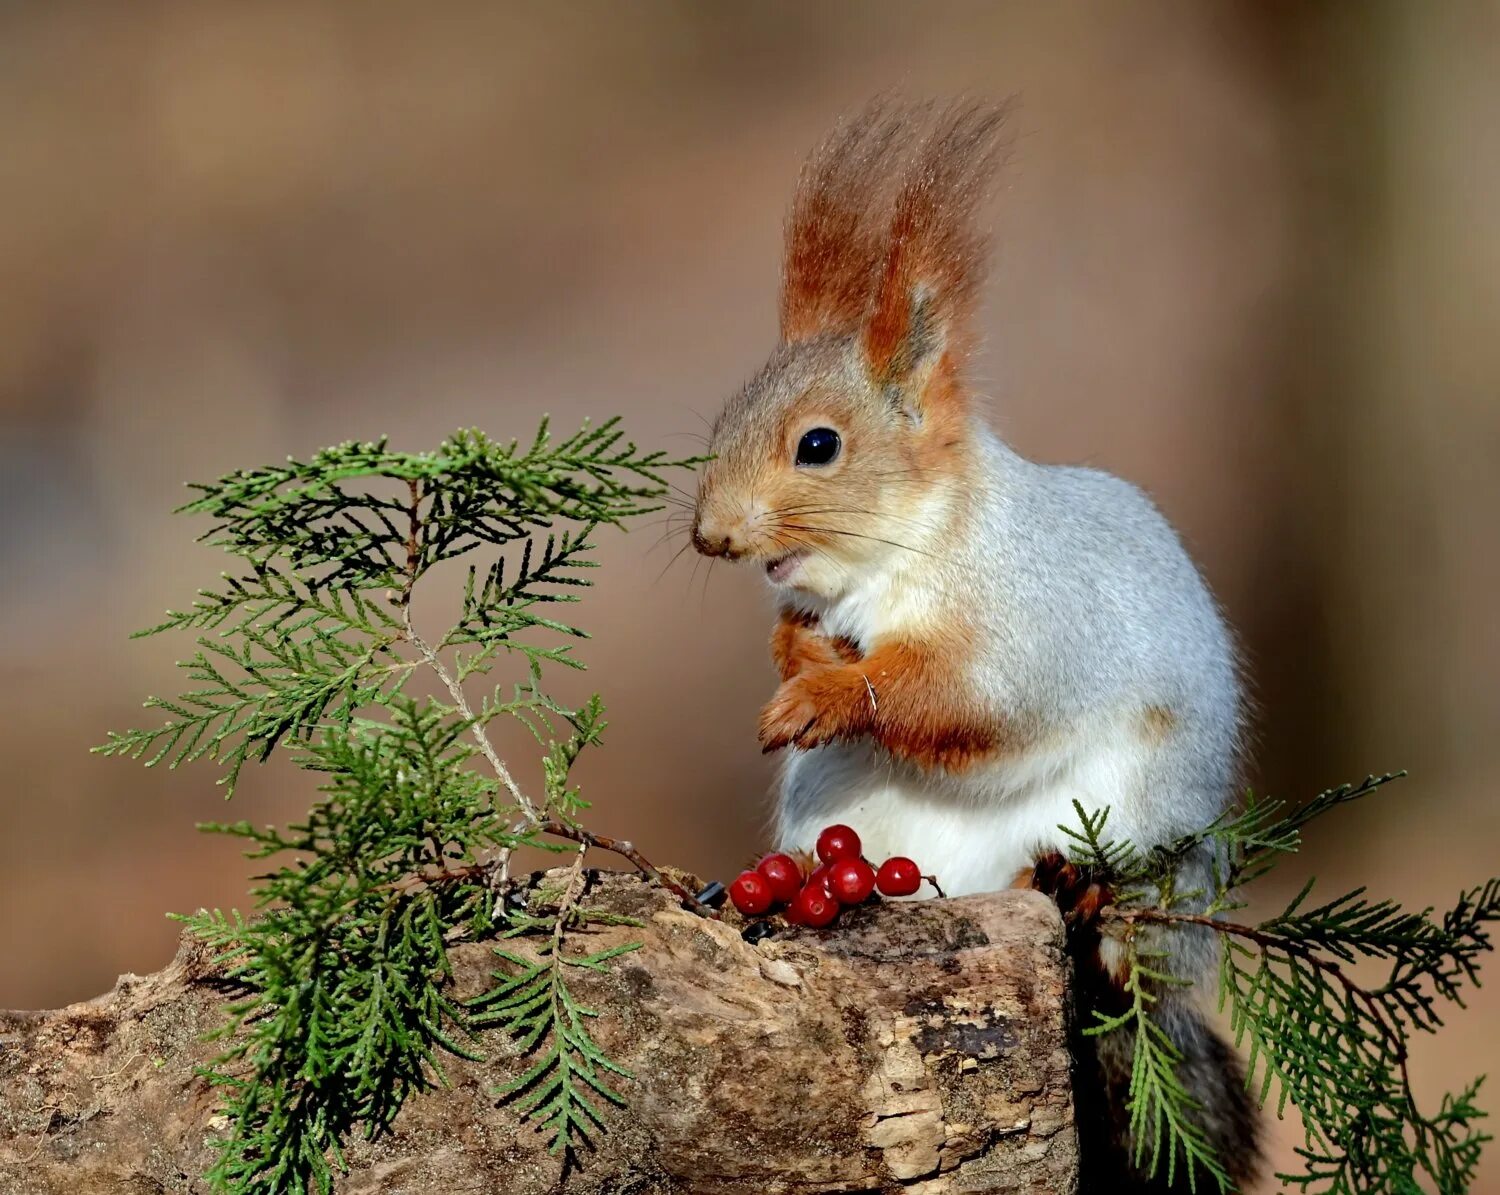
[{"left": 693, "top": 99, "right": 1010, "bottom": 600}]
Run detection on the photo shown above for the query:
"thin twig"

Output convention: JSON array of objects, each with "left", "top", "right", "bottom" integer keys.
[
  {"left": 375, "top": 821, "right": 712, "bottom": 917},
  {"left": 388, "top": 480, "right": 711, "bottom": 916},
  {"left": 395, "top": 479, "right": 539, "bottom": 889},
  {"left": 545, "top": 841, "right": 591, "bottom": 961},
  {"left": 537, "top": 820, "right": 713, "bottom": 916},
  {"left": 403, "top": 609, "right": 536, "bottom": 818},
  {"left": 15, "top": 1107, "right": 60, "bottom": 1165}
]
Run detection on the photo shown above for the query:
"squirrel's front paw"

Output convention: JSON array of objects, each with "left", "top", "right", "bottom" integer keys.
[
  {"left": 758, "top": 669, "right": 872, "bottom": 753},
  {"left": 771, "top": 614, "right": 863, "bottom": 682}
]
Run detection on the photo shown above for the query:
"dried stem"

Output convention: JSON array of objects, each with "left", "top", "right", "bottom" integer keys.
[
  {"left": 394, "top": 477, "right": 536, "bottom": 890},
  {"left": 386, "top": 479, "right": 713, "bottom": 914},
  {"left": 537, "top": 820, "right": 713, "bottom": 916},
  {"left": 550, "top": 842, "right": 591, "bottom": 953},
  {"left": 397, "top": 480, "right": 537, "bottom": 826},
  {"left": 379, "top": 819, "right": 713, "bottom": 917}
]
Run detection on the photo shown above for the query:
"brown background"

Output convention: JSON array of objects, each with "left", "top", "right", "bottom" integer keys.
[{"left": 1, "top": 3, "right": 1496, "bottom": 1189}]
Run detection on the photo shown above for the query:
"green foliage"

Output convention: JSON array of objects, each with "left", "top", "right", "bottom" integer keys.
[
  {"left": 472, "top": 936, "right": 642, "bottom": 1153},
  {"left": 1089, "top": 948, "right": 1232, "bottom": 1192},
  {"left": 99, "top": 422, "right": 675, "bottom": 795},
  {"left": 1069, "top": 777, "right": 1499, "bottom": 1194},
  {"left": 101, "top": 420, "right": 696, "bottom": 1195}
]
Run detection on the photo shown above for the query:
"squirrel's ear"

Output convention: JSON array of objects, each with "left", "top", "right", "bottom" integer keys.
[
  {"left": 860, "top": 100, "right": 1010, "bottom": 415},
  {"left": 864, "top": 279, "right": 948, "bottom": 414}
]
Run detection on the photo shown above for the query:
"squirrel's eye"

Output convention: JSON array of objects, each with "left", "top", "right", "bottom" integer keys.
[{"left": 795, "top": 427, "right": 841, "bottom": 467}]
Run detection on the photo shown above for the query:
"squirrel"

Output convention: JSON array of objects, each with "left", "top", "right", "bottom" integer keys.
[{"left": 690, "top": 100, "right": 1261, "bottom": 1191}]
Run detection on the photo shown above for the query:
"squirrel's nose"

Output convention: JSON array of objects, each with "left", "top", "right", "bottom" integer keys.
[{"left": 692, "top": 521, "right": 740, "bottom": 560}]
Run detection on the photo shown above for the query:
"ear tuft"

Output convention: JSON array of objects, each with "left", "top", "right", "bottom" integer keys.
[
  {"left": 778, "top": 98, "right": 1012, "bottom": 402},
  {"left": 780, "top": 98, "right": 913, "bottom": 343},
  {"left": 862, "top": 100, "right": 1012, "bottom": 393}
]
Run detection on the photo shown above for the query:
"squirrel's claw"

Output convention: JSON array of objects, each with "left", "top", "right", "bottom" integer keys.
[
  {"left": 759, "top": 666, "right": 878, "bottom": 753},
  {"left": 758, "top": 677, "right": 826, "bottom": 752},
  {"left": 758, "top": 670, "right": 865, "bottom": 752}
]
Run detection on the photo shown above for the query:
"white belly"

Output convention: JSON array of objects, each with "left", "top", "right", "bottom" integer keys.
[{"left": 775, "top": 715, "right": 1156, "bottom": 897}]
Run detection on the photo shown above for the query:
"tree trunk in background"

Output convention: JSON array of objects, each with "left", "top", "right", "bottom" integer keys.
[{"left": 0, "top": 877, "right": 1077, "bottom": 1195}]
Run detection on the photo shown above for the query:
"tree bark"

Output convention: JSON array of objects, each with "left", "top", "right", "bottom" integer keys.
[{"left": 0, "top": 874, "right": 1077, "bottom": 1194}]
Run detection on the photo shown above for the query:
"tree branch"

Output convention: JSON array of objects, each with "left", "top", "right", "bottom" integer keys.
[
  {"left": 379, "top": 818, "right": 713, "bottom": 918},
  {"left": 0, "top": 880, "right": 1078, "bottom": 1195},
  {"left": 1101, "top": 906, "right": 1414, "bottom": 1089}
]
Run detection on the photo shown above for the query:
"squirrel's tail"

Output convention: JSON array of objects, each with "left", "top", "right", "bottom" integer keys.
[
  {"left": 1073, "top": 983, "right": 1262, "bottom": 1193},
  {"left": 1032, "top": 850, "right": 1263, "bottom": 1189}
]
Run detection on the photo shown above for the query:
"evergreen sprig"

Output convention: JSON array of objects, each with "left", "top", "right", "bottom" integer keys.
[
  {"left": 471, "top": 932, "right": 642, "bottom": 1153},
  {"left": 1069, "top": 777, "right": 1499, "bottom": 1193},
  {"left": 1089, "top": 945, "right": 1233, "bottom": 1192},
  {"left": 100, "top": 420, "right": 699, "bottom": 1195}
]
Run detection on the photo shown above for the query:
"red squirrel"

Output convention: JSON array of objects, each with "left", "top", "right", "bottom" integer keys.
[{"left": 691, "top": 100, "right": 1260, "bottom": 1191}]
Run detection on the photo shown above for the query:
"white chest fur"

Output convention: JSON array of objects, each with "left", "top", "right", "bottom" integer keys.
[{"left": 774, "top": 708, "right": 1158, "bottom": 897}]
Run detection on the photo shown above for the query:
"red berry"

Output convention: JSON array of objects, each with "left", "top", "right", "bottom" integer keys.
[
  {"left": 790, "top": 883, "right": 839, "bottom": 928},
  {"left": 815, "top": 823, "right": 863, "bottom": 864},
  {"left": 755, "top": 853, "right": 804, "bottom": 904},
  {"left": 806, "top": 863, "right": 837, "bottom": 898},
  {"left": 876, "top": 857, "right": 922, "bottom": 897},
  {"left": 729, "top": 870, "right": 774, "bottom": 916},
  {"left": 827, "top": 858, "right": 877, "bottom": 905}
]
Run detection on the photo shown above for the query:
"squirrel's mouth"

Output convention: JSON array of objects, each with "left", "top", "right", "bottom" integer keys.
[{"left": 764, "top": 550, "right": 807, "bottom": 585}]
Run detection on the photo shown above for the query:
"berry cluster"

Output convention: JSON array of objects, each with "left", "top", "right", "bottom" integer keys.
[{"left": 727, "top": 824, "right": 929, "bottom": 929}]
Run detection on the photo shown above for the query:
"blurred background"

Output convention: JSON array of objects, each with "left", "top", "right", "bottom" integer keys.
[{"left": 1, "top": 2, "right": 1495, "bottom": 1188}]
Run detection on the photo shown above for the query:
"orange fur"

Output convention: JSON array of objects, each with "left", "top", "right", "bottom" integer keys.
[
  {"left": 1139, "top": 704, "right": 1178, "bottom": 744},
  {"left": 779, "top": 98, "right": 1012, "bottom": 401},
  {"left": 908, "top": 356, "right": 976, "bottom": 476},
  {"left": 770, "top": 609, "right": 860, "bottom": 681},
  {"left": 697, "top": 101, "right": 1007, "bottom": 575},
  {"left": 780, "top": 102, "right": 910, "bottom": 342},
  {"left": 759, "top": 633, "right": 1017, "bottom": 771},
  {"left": 861, "top": 102, "right": 1011, "bottom": 398}
]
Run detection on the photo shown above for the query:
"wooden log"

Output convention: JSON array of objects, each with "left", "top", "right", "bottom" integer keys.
[{"left": 0, "top": 874, "right": 1077, "bottom": 1194}]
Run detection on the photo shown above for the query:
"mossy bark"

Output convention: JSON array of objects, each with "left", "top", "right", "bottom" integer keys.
[{"left": 0, "top": 875, "right": 1077, "bottom": 1194}]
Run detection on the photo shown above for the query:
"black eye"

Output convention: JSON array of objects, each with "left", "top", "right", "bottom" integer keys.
[{"left": 795, "top": 427, "right": 841, "bottom": 467}]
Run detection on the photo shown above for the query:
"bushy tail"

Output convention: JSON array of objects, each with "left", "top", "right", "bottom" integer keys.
[
  {"left": 1073, "top": 989, "right": 1261, "bottom": 1193},
  {"left": 1032, "top": 852, "right": 1262, "bottom": 1191}
]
